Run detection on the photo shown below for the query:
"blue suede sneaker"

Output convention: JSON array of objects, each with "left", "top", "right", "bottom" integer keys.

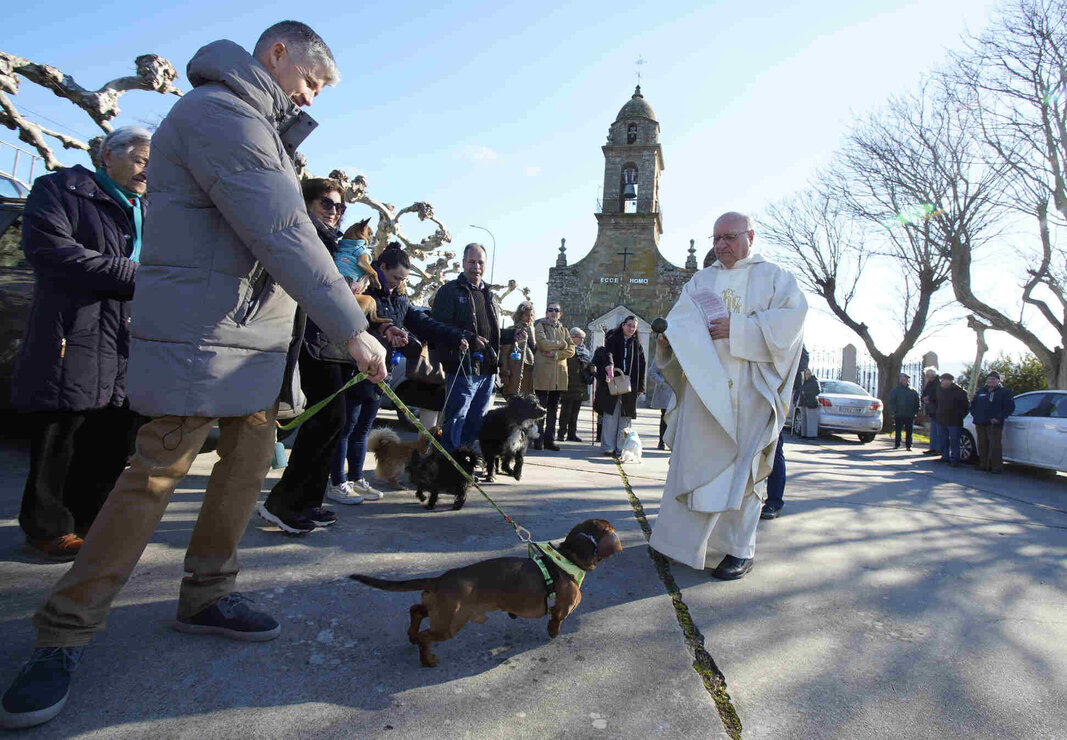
[
  {"left": 173, "top": 593, "right": 281, "bottom": 642},
  {"left": 0, "top": 646, "right": 84, "bottom": 729}
]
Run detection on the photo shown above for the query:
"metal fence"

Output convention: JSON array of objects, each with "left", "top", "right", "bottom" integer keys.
[{"left": 809, "top": 345, "right": 925, "bottom": 397}]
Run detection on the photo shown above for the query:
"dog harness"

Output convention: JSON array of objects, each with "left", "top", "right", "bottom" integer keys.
[{"left": 529, "top": 541, "right": 587, "bottom": 609}]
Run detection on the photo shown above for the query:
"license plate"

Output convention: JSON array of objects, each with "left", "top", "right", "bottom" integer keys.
[{"left": 838, "top": 406, "right": 863, "bottom": 415}]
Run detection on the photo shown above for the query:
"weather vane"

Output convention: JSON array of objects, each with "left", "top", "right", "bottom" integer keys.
[{"left": 635, "top": 56, "right": 646, "bottom": 85}]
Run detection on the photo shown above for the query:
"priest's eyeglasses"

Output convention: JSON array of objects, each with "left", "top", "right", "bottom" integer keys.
[{"left": 711, "top": 231, "right": 750, "bottom": 244}]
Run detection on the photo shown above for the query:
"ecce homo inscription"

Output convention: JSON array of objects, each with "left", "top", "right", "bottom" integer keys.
[{"left": 599, "top": 277, "right": 649, "bottom": 284}]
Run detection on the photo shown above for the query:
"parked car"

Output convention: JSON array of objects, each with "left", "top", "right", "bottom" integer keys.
[
  {"left": 793, "top": 379, "right": 883, "bottom": 444},
  {"left": 961, "top": 390, "right": 1067, "bottom": 473}
]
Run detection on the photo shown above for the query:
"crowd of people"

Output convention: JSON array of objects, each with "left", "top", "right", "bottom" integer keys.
[{"left": 0, "top": 17, "right": 1010, "bottom": 733}]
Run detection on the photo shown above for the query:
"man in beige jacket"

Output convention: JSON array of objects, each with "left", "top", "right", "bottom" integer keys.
[{"left": 531, "top": 302, "right": 576, "bottom": 451}]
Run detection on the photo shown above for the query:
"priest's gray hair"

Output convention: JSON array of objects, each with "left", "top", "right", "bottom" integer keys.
[
  {"left": 254, "top": 21, "right": 340, "bottom": 85},
  {"left": 101, "top": 126, "right": 152, "bottom": 158}
]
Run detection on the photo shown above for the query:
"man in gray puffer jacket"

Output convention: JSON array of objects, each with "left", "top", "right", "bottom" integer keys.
[{"left": 1, "top": 22, "right": 386, "bottom": 731}]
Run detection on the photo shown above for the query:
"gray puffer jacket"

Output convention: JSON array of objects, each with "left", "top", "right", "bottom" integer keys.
[{"left": 128, "top": 40, "right": 367, "bottom": 417}]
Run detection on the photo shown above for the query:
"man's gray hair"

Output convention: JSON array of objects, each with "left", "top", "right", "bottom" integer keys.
[
  {"left": 463, "top": 242, "right": 486, "bottom": 258},
  {"left": 923, "top": 366, "right": 938, "bottom": 376},
  {"left": 254, "top": 21, "right": 340, "bottom": 86},
  {"left": 570, "top": 327, "right": 586, "bottom": 339},
  {"left": 100, "top": 126, "right": 152, "bottom": 159}
]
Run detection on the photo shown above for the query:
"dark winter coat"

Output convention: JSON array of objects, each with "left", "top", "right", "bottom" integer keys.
[
  {"left": 799, "top": 376, "right": 822, "bottom": 408},
  {"left": 935, "top": 383, "right": 970, "bottom": 427},
  {"left": 563, "top": 344, "right": 593, "bottom": 401},
  {"left": 364, "top": 272, "right": 467, "bottom": 367},
  {"left": 887, "top": 384, "right": 921, "bottom": 419},
  {"left": 12, "top": 165, "right": 139, "bottom": 411},
  {"left": 429, "top": 274, "right": 500, "bottom": 375},
  {"left": 593, "top": 330, "right": 646, "bottom": 418},
  {"left": 970, "top": 384, "right": 1015, "bottom": 425},
  {"left": 921, "top": 378, "right": 940, "bottom": 416}
]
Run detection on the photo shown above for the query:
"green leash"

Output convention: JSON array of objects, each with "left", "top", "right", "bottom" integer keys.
[{"left": 277, "top": 369, "right": 532, "bottom": 543}]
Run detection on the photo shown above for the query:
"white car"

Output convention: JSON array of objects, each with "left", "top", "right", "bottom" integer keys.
[
  {"left": 961, "top": 390, "right": 1067, "bottom": 473},
  {"left": 793, "top": 379, "right": 883, "bottom": 444}
]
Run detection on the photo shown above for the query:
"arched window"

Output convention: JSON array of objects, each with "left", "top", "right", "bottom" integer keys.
[
  {"left": 627, "top": 123, "right": 638, "bottom": 144},
  {"left": 621, "top": 164, "right": 638, "bottom": 213}
]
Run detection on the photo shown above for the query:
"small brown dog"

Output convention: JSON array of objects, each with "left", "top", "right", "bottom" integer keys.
[
  {"left": 351, "top": 519, "right": 622, "bottom": 667},
  {"left": 366, "top": 427, "right": 434, "bottom": 487}
]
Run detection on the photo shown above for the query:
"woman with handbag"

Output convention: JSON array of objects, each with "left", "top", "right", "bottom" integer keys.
[
  {"left": 329, "top": 243, "right": 468, "bottom": 498},
  {"left": 594, "top": 316, "right": 646, "bottom": 456},
  {"left": 499, "top": 302, "right": 536, "bottom": 398}
]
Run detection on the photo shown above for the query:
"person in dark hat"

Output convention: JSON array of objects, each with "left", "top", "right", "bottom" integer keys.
[{"left": 969, "top": 370, "right": 1015, "bottom": 473}]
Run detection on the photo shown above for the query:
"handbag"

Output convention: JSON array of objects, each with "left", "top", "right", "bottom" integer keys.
[
  {"left": 606, "top": 373, "right": 632, "bottom": 396},
  {"left": 406, "top": 346, "right": 446, "bottom": 385}
]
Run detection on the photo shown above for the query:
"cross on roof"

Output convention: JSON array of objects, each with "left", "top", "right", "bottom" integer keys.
[
  {"left": 635, "top": 56, "right": 646, "bottom": 85},
  {"left": 618, "top": 245, "right": 634, "bottom": 271}
]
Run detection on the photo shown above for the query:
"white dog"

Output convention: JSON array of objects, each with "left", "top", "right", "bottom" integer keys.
[{"left": 618, "top": 427, "right": 643, "bottom": 464}]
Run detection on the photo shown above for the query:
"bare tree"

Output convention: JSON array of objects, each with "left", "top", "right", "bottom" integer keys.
[{"left": 946, "top": 0, "right": 1067, "bottom": 388}]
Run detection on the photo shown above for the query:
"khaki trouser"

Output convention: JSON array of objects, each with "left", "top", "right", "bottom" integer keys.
[
  {"left": 976, "top": 423, "right": 1004, "bottom": 471},
  {"left": 33, "top": 407, "right": 277, "bottom": 647}
]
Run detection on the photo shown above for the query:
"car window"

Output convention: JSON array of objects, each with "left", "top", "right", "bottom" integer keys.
[
  {"left": 1048, "top": 394, "right": 1067, "bottom": 419},
  {"left": 1012, "top": 393, "right": 1050, "bottom": 418},
  {"left": 821, "top": 381, "right": 869, "bottom": 396}
]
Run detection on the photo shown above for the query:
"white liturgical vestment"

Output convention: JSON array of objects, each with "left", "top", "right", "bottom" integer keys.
[{"left": 648, "top": 254, "right": 807, "bottom": 569}]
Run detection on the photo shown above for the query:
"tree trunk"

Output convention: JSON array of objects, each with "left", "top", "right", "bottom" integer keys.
[
  {"left": 966, "top": 315, "right": 990, "bottom": 398},
  {"left": 875, "top": 355, "right": 904, "bottom": 432}
]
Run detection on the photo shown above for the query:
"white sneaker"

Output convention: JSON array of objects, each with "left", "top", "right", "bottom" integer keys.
[
  {"left": 350, "top": 479, "right": 383, "bottom": 501},
  {"left": 326, "top": 481, "right": 364, "bottom": 505}
]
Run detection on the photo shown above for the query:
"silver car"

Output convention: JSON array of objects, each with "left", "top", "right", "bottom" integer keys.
[
  {"left": 793, "top": 379, "right": 883, "bottom": 444},
  {"left": 960, "top": 390, "right": 1067, "bottom": 473}
]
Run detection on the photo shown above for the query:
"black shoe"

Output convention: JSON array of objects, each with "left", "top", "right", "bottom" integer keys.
[
  {"left": 304, "top": 506, "right": 337, "bottom": 527},
  {"left": 567, "top": 436, "right": 583, "bottom": 443},
  {"left": 257, "top": 502, "right": 315, "bottom": 534},
  {"left": 906, "top": 446, "right": 912, "bottom": 451},
  {"left": 556, "top": 434, "right": 566, "bottom": 442},
  {"left": 544, "top": 442, "right": 561, "bottom": 451},
  {"left": 657, "top": 442, "right": 666, "bottom": 450},
  {"left": 602, "top": 449, "right": 616, "bottom": 456},
  {"left": 174, "top": 593, "right": 281, "bottom": 642},
  {"left": 760, "top": 504, "right": 782, "bottom": 520},
  {"left": 710, "top": 555, "right": 754, "bottom": 581},
  {"left": 922, "top": 450, "right": 939, "bottom": 456},
  {"left": 894, "top": 444, "right": 900, "bottom": 449},
  {"left": 0, "top": 647, "right": 83, "bottom": 729}
]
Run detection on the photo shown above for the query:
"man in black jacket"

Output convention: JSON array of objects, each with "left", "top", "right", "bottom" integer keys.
[
  {"left": 935, "top": 373, "right": 970, "bottom": 467},
  {"left": 11, "top": 126, "right": 151, "bottom": 562},
  {"left": 431, "top": 243, "right": 501, "bottom": 450}
]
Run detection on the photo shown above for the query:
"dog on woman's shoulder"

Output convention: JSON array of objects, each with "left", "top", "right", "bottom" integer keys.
[
  {"left": 478, "top": 394, "right": 546, "bottom": 482},
  {"left": 367, "top": 427, "right": 431, "bottom": 487},
  {"left": 350, "top": 518, "right": 622, "bottom": 667},
  {"left": 406, "top": 446, "right": 480, "bottom": 510}
]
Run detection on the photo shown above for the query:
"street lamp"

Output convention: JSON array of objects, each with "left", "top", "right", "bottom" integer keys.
[{"left": 469, "top": 224, "right": 497, "bottom": 284}]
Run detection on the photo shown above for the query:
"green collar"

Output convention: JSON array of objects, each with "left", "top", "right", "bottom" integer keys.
[{"left": 529, "top": 541, "right": 586, "bottom": 604}]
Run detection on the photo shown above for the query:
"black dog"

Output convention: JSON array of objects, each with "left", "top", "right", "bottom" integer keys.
[
  {"left": 407, "top": 447, "right": 480, "bottom": 510},
  {"left": 479, "top": 394, "right": 546, "bottom": 482}
]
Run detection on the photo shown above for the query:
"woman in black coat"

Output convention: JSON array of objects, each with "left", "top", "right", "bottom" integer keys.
[
  {"left": 12, "top": 127, "right": 150, "bottom": 559},
  {"left": 328, "top": 243, "right": 467, "bottom": 497},
  {"left": 593, "top": 316, "right": 646, "bottom": 455}
]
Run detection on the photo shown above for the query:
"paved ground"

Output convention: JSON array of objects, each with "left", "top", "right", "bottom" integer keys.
[{"left": 1, "top": 407, "right": 1065, "bottom": 739}]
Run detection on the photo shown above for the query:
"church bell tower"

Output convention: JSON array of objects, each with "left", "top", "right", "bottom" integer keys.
[{"left": 599, "top": 85, "right": 664, "bottom": 237}]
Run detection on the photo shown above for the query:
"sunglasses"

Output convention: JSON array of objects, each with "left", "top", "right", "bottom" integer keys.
[
  {"left": 547, "top": 307, "right": 561, "bottom": 312},
  {"left": 318, "top": 197, "right": 346, "bottom": 215}
]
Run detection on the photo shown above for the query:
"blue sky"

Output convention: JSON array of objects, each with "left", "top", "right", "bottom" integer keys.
[{"left": 6, "top": 0, "right": 1041, "bottom": 368}]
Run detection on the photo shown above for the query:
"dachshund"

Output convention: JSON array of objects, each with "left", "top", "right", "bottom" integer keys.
[{"left": 351, "top": 519, "right": 622, "bottom": 667}]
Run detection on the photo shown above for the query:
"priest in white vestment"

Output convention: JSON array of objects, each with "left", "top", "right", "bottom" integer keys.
[{"left": 649, "top": 212, "right": 807, "bottom": 580}]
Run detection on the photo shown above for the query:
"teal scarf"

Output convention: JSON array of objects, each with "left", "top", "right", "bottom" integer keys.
[{"left": 94, "top": 167, "right": 143, "bottom": 262}]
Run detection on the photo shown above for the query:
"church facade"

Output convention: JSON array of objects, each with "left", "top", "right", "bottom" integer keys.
[{"left": 546, "top": 86, "right": 697, "bottom": 358}]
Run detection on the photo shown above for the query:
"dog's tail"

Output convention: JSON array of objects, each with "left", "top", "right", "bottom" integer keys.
[
  {"left": 349, "top": 573, "right": 438, "bottom": 592},
  {"left": 367, "top": 427, "right": 401, "bottom": 457}
]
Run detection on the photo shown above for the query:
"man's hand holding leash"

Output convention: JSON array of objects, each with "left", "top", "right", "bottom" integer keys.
[{"left": 347, "top": 333, "right": 388, "bottom": 383}]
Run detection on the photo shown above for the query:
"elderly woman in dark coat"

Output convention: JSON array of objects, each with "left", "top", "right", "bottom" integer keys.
[
  {"left": 12, "top": 126, "right": 152, "bottom": 561},
  {"left": 593, "top": 316, "right": 646, "bottom": 456}
]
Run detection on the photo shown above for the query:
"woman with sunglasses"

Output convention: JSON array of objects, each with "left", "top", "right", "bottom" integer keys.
[{"left": 259, "top": 179, "right": 369, "bottom": 535}]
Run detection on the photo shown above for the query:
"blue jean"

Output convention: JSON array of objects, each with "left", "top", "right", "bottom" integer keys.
[
  {"left": 442, "top": 372, "right": 495, "bottom": 450},
  {"left": 928, "top": 418, "right": 942, "bottom": 452},
  {"left": 940, "top": 425, "right": 961, "bottom": 463},
  {"left": 330, "top": 381, "right": 382, "bottom": 485},
  {"left": 765, "top": 431, "right": 786, "bottom": 508}
]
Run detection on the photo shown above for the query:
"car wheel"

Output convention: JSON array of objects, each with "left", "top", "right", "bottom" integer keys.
[
  {"left": 857, "top": 432, "right": 876, "bottom": 444},
  {"left": 959, "top": 430, "right": 976, "bottom": 464}
]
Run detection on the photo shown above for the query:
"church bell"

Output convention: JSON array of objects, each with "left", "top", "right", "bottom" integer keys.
[{"left": 622, "top": 183, "right": 638, "bottom": 200}]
